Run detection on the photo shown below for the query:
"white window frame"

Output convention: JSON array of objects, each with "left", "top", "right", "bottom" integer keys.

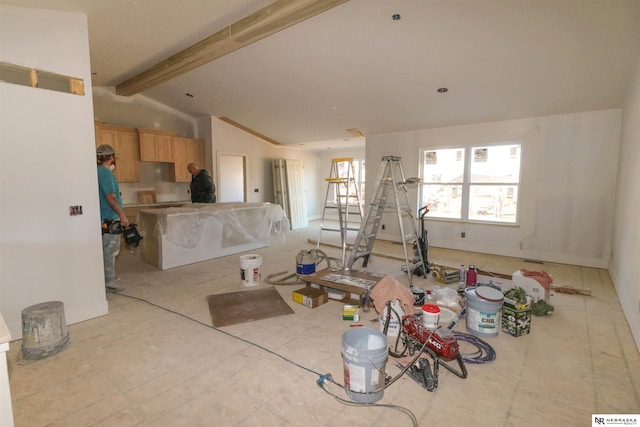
[{"left": 419, "top": 143, "right": 521, "bottom": 224}]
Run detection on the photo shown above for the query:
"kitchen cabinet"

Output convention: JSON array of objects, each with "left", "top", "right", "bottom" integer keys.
[
  {"left": 171, "top": 137, "right": 205, "bottom": 182},
  {"left": 95, "top": 123, "right": 140, "bottom": 182},
  {"left": 138, "top": 129, "right": 175, "bottom": 162}
]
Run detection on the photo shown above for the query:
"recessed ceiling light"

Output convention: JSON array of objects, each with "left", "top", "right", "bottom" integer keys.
[
  {"left": 392, "top": 13, "right": 401, "bottom": 20},
  {"left": 437, "top": 87, "right": 448, "bottom": 93},
  {"left": 185, "top": 93, "right": 194, "bottom": 98}
]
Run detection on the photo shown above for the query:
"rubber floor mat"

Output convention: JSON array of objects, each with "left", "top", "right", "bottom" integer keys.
[{"left": 207, "top": 286, "right": 294, "bottom": 327}]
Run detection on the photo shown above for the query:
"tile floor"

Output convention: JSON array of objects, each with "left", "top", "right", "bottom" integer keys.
[{"left": 6, "top": 220, "right": 640, "bottom": 426}]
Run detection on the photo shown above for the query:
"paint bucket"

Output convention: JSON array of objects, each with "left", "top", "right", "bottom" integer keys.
[
  {"left": 296, "top": 250, "right": 316, "bottom": 276},
  {"left": 465, "top": 285, "right": 504, "bottom": 338},
  {"left": 21, "top": 301, "right": 70, "bottom": 360},
  {"left": 421, "top": 304, "right": 440, "bottom": 329},
  {"left": 240, "top": 254, "right": 262, "bottom": 286},
  {"left": 341, "top": 327, "right": 388, "bottom": 404}
]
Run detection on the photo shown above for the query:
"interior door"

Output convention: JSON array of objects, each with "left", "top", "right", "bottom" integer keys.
[
  {"left": 272, "top": 159, "right": 289, "bottom": 214},
  {"left": 284, "top": 159, "right": 308, "bottom": 229},
  {"left": 217, "top": 154, "right": 246, "bottom": 202}
]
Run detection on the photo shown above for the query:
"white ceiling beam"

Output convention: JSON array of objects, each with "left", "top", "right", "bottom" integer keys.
[{"left": 116, "top": 0, "right": 349, "bottom": 96}]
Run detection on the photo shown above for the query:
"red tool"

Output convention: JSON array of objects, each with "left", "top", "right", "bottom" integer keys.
[{"left": 391, "top": 315, "right": 467, "bottom": 392}]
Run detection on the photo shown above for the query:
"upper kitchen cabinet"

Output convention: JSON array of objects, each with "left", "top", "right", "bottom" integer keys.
[
  {"left": 138, "top": 129, "right": 176, "bottom": 162},
  {"left": 171, "top": 137, "right": 205, "bottom": 182},
  {"left": 95, "top": 123, "right": 140, "bottom": 182}
]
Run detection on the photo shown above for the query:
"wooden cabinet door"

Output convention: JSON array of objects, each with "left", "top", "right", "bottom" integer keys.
[
  {"left": 172, "top": 137, "right": 190, "bottom": 182},
  {"left": 156, "top": 133, "right": 174, "bottom": 162},
  {"left": 96, "top": 126, "right": 117, "bottom": 150},
  {"left": 95, "top": 125, "right": 139, "bottom": 182},
  {"left": 186, "top": 138, "right": 205, "bottom": 167},
  {"left": 171, "top": 137, "right": 204, "bottom": 182},
  {"left": 114, "top": 129, "right": 140, "bottom": 182},
  {"left": 138, "top": 129, "right": 175, "bottom": 162}
]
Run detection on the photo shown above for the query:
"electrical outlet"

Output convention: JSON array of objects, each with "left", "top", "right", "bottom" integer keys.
[
  {"left": 381, "top": 224, "right": 386, "bottom": 230},
  {"left": 461, "top": 232, "right": 465, "bottom": 238}
]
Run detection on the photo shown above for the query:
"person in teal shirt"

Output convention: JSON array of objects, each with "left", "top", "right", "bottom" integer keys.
[{"left": 97, "top": 144, "right": 129, "bottom": 292}]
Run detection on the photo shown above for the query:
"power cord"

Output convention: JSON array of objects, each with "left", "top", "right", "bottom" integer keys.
[
  {"left": 316, "top": 374, "right": 418, "bottom": 427},
  {"left": 115, "top": 293, "right": 418, "bottom": 426},
  {"left": 117, "top": 293, "right": 322, "bottom": 377}
]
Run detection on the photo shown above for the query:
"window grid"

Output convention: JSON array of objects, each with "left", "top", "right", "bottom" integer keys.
[{"left": 419, "top": 144, "right": 521, "bottom": 223}]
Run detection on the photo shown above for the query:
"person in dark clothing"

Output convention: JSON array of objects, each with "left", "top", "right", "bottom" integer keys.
[{"left": 188, "top": 163, "right": 216, "bottom": 203}]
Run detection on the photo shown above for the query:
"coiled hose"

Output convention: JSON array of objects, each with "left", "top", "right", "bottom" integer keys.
[{"left": 452, "top": 331, "right": 496, "bottom": 364}]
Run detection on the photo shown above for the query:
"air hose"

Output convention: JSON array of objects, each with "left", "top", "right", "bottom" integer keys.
[{"left": 452, "top": 332, "right": 496, "bottom": 364}]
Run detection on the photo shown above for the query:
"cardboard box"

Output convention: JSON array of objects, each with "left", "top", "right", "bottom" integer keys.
[
  {"left": 510, "top": 270, "right": 550, "bottom": 302},
  {"left": 501, "top": 297, "right": 532, "bottom": 337},
  {"left": 293, "top": 287, "right": 328, "bottom": 308}
]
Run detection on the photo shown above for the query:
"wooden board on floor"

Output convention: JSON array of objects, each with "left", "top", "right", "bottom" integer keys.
[
  {"left": 137, "top": 190, "right": 157, "bottom": 204},
  {"left": 207, "top": 286, "right": 294, "bottom": 327}
]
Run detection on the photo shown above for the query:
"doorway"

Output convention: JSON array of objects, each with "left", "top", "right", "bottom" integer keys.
[{"left": 217, "top": 153, "right": 246, "bottom": 202}]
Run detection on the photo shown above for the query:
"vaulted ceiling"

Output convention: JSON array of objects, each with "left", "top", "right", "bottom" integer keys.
[{"left": 2, "top": 0, "right": 640, "bottom": 148}]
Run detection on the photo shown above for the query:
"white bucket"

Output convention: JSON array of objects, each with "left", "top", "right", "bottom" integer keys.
[
  {"left": 465, "top": 285, "right": 504, "bottom": 338},
  {"left": 240, "top": 254, "right": 262, "bottom": 286},
  {"left": 342, "top": 327, "right": 388, "bottom": 404},
  {"left": 421, "top": 304, "right": 440, "bottom": 329}
]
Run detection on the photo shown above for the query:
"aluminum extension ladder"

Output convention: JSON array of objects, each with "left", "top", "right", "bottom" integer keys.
[
  {"left": 316, "top": 157, "right": 364, "bottom": 266},
  {"left": 346, "top": 156, "right": 425, "bottom": 285}
]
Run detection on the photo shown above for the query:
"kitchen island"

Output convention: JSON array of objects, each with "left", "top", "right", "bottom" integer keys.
[{"left": 137, "top": 202, "right": 289, "bottom": 270}]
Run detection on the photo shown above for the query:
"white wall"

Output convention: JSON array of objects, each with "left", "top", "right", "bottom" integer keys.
[
  {"left": 0, "top": 6, "right": 107, "bottom": 339},
  {"left": 609, "top": 57, "right": 640, "bottom": 350},
  {"left": 367, "top": 109, "right": 621, "bottom": 268},
  {"left": 203, "top": 116, "right": 322, "bottom": 212}
]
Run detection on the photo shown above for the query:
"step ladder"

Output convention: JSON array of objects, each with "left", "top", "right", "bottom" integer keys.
[
  {"left": 346, "top": 156, "right": 425, "bottom": 285},
  {"left": 317, "top": 158, "right": 364, "bottom": 266}
]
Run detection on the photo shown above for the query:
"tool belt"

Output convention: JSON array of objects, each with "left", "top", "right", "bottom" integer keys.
[{"left": 102, "top": 219, "right": 123, "bottom": 235}]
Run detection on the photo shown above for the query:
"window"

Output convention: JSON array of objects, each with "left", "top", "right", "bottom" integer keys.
[
  {"left": 419, "top": 144, "right": 521, "bottom": 223},
  {"left": 332, "top": 158, "right": 366, "bottom": 202}
]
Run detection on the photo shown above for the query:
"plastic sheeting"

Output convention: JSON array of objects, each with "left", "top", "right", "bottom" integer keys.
[{"left": 139, "top": 202, "right": 290, "bottom": 249}]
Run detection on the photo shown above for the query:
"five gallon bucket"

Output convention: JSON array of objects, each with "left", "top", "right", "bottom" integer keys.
[
  {"left": 240, "top": 254, "right": 262, "bottom": 286},
  {"left": 465, "top": 286, "right": 504, "bottom": 338},
  {"left": 21, "top": 301, "right": 70, "bottom": 360},
  {"left": 341, "top": 327, "right": 388, "bottom": 404}
]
